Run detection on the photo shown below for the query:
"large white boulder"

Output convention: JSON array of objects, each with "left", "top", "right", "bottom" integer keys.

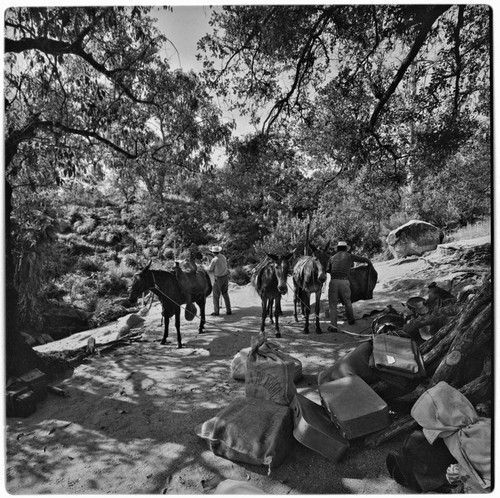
[{"left": 387, "top": 220, "right": 444, "bottom": 259}]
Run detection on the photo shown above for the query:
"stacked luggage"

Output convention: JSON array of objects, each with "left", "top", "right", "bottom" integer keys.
[{"left": 197, "top": 332, "right": 398, "bottom": 470}]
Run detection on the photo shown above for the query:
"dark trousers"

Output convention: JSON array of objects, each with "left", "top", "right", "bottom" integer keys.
[{"left": 213, "top": 275, "right": 231, "bottom": 313}]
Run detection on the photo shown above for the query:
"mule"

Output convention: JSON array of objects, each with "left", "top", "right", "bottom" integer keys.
[
  {"left": 293, "top": 241, "right": 330, "bottom": 334},
  {"left": 128, "top": 261, "right": 212, "bottom": 348},
  {"left": 251, "top": 252, "right": 294, "bottom": 338}
]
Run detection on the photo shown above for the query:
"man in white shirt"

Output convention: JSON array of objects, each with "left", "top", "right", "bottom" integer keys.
[{"left": 205, "top": 245, "right": 232, "bottom": 316}]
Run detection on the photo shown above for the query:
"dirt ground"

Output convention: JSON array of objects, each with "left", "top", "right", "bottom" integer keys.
[{"left": 4, "top": 239, "right": 490, "bottom": 495}]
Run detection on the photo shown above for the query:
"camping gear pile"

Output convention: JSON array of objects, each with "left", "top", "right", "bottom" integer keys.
[
  {"left": 197, "top": 274, "right": 491, "bottom": 493},
  {"left": 197, "top": 332, "right": 401, "bottom": 471},
  {"left": 367, "top": 277, "right": 492, "bottom": 493}
]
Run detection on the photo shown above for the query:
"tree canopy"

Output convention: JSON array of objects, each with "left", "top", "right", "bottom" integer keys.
[{"left": 4, "top": 6, "right": 492, "bottom": 377}]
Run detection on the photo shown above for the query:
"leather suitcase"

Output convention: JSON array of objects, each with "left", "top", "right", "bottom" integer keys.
[
  {"left": 318, "top": 375, "right": 390, "bottom": 439},
  {"left": 370, "top": 334, "right": 426, "bottom": 379},
  {"left": 20, "top": 368, "right": 48, "bottom": 402},
  {"left": 290, "top": 393, "right": 349, "bottom": 462}
]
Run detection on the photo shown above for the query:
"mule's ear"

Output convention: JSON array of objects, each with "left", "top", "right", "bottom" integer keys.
[
  {"left": 286, "top": 252, "right": 295, "bottom": 260},
  {"left": 266, "top": 253, "right": 279, "bottom": 262},
  {"left": 324, "top": 240, "right": 331, "bottom": 251},
  {"left": 309, "top": 243, "right": 317, "bottom": 253},
  {"left": 144, "top": 260, "right": 152, "bottom": 271}
]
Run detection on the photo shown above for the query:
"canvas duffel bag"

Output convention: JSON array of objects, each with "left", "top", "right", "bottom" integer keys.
[{"left": 195, "top": 396, "right": 294, "bottom": 471}]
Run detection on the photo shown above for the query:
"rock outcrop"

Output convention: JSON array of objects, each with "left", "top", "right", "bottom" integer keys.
[{"left": 387, "top": 220, "right": 444, "bottom": 259}]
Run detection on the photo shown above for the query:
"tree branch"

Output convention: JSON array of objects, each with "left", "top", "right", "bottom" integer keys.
[{"left": 368, "top": 5, "right": 451, "bottom": 130}]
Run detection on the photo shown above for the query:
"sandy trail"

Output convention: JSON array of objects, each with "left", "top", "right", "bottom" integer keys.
[{"left": 5, "top": 254, "right": 466, "bottom": 494}]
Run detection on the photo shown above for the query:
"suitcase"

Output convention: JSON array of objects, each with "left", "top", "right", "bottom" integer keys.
[
  {"left": 318, "top": 375, "right": 391, "bottom": 439},
  {"left": 20, "top": 368, "right": 48, "bottom": 402},
  {"left": 290, "top": 393, "right": 349, "bottom": 462},
  {"left": 6, "top": 380, "right": 37, "bottom": 418},
  {"left": 370, "top": 335, "right": 426, "bottom": 379}
]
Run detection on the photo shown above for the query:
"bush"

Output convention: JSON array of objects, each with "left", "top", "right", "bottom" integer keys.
[
  {"left": 42, "top": 282, "right": 68, "bottom": 300},
  {"left": 97, "top": 272, "right": 129, "bottom": 297},
  {"left": 77, "top": 257, "right": 104, "bottom": 274},
  {"left": 230, "top": 266, "right": 251, "bottom": 286}
]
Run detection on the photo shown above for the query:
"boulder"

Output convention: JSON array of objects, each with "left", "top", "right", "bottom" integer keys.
[
  {"left": 386, "top": 220, "right": 444, "bottom": 259},
  {"left": 41, "top": 301, "right": 92, "bottom": 340}
]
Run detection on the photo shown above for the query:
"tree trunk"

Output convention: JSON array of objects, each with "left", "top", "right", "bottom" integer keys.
[
  {"left": 5, "top": 179, "right": 44, "bottom": 378},
  {"left": 429, "top": 303, "right": 491, "bottom": 388}
]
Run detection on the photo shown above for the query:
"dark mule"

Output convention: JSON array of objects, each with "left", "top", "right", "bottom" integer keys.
[
  {"left": 251, "top": 253, "right": 294, "bottom": 338},
  {"left": 293, "top": 242, "right": 330, "bottom": 334},
  {"left": 174, "top": 259, "right": 213, "bottom": 322},
  {"left": 128, "top": 261, "right": 212, "bottom": 348}
]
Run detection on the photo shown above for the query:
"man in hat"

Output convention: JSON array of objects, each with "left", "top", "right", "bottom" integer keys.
[
  {"left": 326, "top": 241, "right": 372, "bottom": 332},
  {"left": 205, "top": 245, "right": 232, "bottom": 316}
]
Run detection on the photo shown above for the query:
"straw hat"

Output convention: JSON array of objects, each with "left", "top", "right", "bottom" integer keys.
[
  {"left": 209, "top": 245, "right": 222, "bottom": 253},
  {"left": 337, "top": 241, "right": 350, "bottom": 250}
]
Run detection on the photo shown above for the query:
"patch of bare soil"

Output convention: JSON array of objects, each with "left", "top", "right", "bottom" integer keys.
[{"left": 5, "top": 238, "right": 490, "bottom": 494}]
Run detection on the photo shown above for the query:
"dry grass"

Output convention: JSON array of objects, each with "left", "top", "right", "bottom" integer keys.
[{"left": 449, "top": 217, "right": 491, "bottom": 242}]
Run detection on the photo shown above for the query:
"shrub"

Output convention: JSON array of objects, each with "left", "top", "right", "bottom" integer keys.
[
  {"left": 77, "top": 257, "right": 104, "bottom": 274},
  {"left": 97, "top": 272, "right": 129, "bottom": 297},
  {"left": 230, "top": 266, "right": 251, "bottom": 286}
]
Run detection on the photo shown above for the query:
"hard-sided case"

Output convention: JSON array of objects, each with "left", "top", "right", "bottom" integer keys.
[
  {"left": 290, "top": 393, "right": 349, "bottom": 462},
  {"left": 318, "top": 375, "right": 391, "bottom": 439}
]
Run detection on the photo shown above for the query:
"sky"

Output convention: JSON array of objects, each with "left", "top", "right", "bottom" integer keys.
[{"left": 153, "top": 5, "right": 257, "bottom": 137}]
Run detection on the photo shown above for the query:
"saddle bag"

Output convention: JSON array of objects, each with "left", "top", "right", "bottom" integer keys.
[
  {"left": 195, "top": 397, "right": 294, "bottom": 471},
  {"left": 245, "top": 334, "right": 297, "bottom": 406},
  {"left": 370, "top": 334, "right": 426, "bottom": 379},
  {"left": 231, "top": 344, "right": 302, "bottom": 382},
  {"left": 318, "top": 375, "right": 390, "bottom": 440},
  {"left": 290, "top": 393, "right": 349, "bottom": 462}
]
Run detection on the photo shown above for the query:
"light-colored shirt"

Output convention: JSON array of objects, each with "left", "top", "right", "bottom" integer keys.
[{"left": 206, "top": 253, "right": 228, "bottom": 277}]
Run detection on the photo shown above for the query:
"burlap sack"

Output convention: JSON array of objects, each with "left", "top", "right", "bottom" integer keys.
[
  {"left": 195, "top": 397, "right": 294, "bottom": 471},
  {"left": 245, "top": 334, "right": 297, "bottom": 405},
  {"left": 231, "top": 344, "right": 302, "bottom": 382}
]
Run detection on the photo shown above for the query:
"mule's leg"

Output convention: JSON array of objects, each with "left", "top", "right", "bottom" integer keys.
[
  {"left": 277, "top": 299, "right": 283, "bottom": 317},
  {"left": 174, "top": 306, "right": 182, "bottom": 348},
  {"left": 197, "top": 298, "right": 206, "bottom": 334},
  {"left": 160, "top": 309, "right": 169, "bottom": 345},
  {"left": 303, "top": 293, "right": 310, "bottom": 334},
  {"left": 293, "top": 284, "right": 299, "bottom": 322},
  {"left": 274, "top": 296, "right": 281, "bottom": 338},
  {"left": 315, "top": 291, "right": 323, "bottom": 334},
  {"left": 269, "top": 299, "right": 274, "bottom": 324},
  {"left": 260, "top": 298, "right": 268, "bottom": 332}
]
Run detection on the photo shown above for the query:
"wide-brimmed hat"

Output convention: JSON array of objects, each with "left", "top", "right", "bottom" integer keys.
[
  {"left": 209, "top": 245, "right": 222, "bottom": 253},
  {"left": 337, "top": 241, "right": 350, "bottom": 250}
]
